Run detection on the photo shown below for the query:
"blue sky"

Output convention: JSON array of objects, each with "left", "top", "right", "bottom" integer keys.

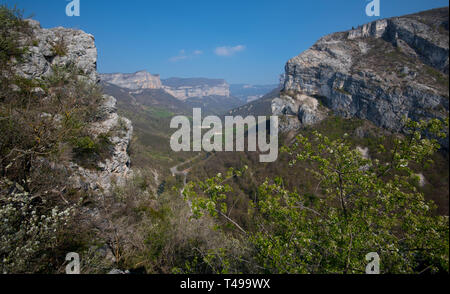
[{"left": 3, "top": 0, "right": 449, "bottom": 84}]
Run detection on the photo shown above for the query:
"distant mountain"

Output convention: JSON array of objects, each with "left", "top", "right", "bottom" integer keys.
[
  {"left": 161, "top": 77, "right": 230, "bottom": 101},
  {"left": 102, "top": 79, "right": 244, "bottom": 117},
  {"left": 162, "top": 77, "right": 227, "bottom": 88},
  {"left": 100, "top": 71, "right": 162, "bottom": 90},
  {"left": 101, "top": 81, "right": 188, "bottom": 114},
  {"left": 101, "top": 71, "right": 231, "bottom": 101},
  {"left": 228, "top": 87, "right": 281, "bottom": 117},
  {"left": 230, "top": 84, "right": 279, "bottom": 103}
]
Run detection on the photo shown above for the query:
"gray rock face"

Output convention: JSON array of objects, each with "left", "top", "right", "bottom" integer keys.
[
  {"left": 281, "top": 7, "right": 449, "bottom": 134},
  {"left": 16, "top": 19, "right": 99, "bottom": 84}
]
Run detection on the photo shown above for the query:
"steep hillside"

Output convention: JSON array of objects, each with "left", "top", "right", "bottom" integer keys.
[
  {"left": 0, "top": 8, "right": 133, "bottom": 273},
  {"left": 4, "top": 19, "right": 133, "bottom": 192},
  {"left": 184, "top": 95, "right": 245, "bottom": 116},
  {"left": 228, "top": 87, "right": 281, "bottom": 117}
]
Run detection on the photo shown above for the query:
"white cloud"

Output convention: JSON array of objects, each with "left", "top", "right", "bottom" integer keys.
[
  {"left": 214, "top": 45, "right": 246, "bottom": 57},
  {"left": 169, "top": 49, "right": 203, "bottom": 62}
]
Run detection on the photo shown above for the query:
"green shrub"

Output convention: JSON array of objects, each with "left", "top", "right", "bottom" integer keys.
[
  {"left": 50, "top": 37, "right": 68, "bottom": 57},
  {"left": 73, "top": 136, "right": 98, "bottom": 154},
  {"left": 0, "top": 5, "right": 30, "bottom": 67}
]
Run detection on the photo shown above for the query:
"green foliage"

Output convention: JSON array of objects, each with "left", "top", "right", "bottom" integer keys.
[
  {"left": 184, "top": 166, "right": 248, "bottom": 229},
  {"left": 186, "top": 118, "right": 449, "bottom": 273},
  {"left": 70, "top": 133, "right": 113, "bottom": 169},
  {"left": 73, "top": 136, "right": 97, "bottom": 154},
  {"left": 141, "top": 106, "right": 175, "bottom": 119},
  {"left": 50, "top": 37, "right": 67, "bottom": 57}
]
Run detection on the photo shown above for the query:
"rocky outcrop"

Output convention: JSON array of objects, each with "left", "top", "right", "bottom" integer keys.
[
  {"left": 272, "top": 93, "right": 327, "bottom": 127},
  {"left": 100, "top": 71, "right": 162, "bottom": 90},
  {"left": 16, "top": 19, "right": 99, "bottom": 84},
  {"left": 15, "top": 20, "right": 133, "bottom": 192},
  {"left": 278, "top": 7, "right": 449, "bottom": 133}
]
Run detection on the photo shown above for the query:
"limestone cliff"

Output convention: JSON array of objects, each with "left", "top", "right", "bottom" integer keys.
[
  {"left": 276, "top": 7, "right": 449, "bottom": 135},
  {"left": 100, "top": 71, "right": 162, "bottom": 90}
]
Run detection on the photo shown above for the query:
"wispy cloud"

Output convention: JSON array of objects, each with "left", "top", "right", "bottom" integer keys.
[
  {"left": 169, "top": 49, "right": 203, "bottom": 62},
  {"left": 214, "top": 45, "right": 246, "bottom": 57}
]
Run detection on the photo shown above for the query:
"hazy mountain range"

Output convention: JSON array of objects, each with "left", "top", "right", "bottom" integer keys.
[{"left": 100, "top": 71, "right": 279, "bottom": 115}]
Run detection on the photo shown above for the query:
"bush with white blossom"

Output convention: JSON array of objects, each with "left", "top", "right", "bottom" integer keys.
[{"left": 0, "top": 184, "right": 73, "bottom": 273}]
